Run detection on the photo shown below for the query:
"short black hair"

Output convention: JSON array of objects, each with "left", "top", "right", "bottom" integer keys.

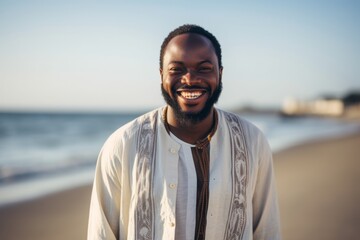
[{"left": 159, "top": 24, "right": 222, "bottom": 69}]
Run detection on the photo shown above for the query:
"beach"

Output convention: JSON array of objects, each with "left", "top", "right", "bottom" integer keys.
[
  {"left": 0, "top": 132, "right": 359, "bottom": 239},
  {"left": 0, "top": 185, "right": 92, "bottom": 240},
  {"left": 275, "top": 131, "right": 360, "bottom": 240}
]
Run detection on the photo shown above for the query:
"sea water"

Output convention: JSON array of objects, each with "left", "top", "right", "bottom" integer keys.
[
  {"left": 0, "top": 111, "right": 140, "bottom": 206},
  {"left": 0, "top": 110, "right": 359, "bottom": 206}
]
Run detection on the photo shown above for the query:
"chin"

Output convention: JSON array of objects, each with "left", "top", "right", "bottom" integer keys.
[
  {"left": 161, "top": 82, "right": 222, "bottom": 125},
  {"left": 179, "top": 104, "right": 206, "bottom": 115}
]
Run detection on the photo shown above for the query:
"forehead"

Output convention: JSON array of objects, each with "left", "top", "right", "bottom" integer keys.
[{"left": 163, "top": 33, "right": 218, "bottom": 66}]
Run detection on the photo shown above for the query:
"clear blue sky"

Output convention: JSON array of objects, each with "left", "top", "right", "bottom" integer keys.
[{"left": 1, "top": 0, "right": 359, "bottom": 112}]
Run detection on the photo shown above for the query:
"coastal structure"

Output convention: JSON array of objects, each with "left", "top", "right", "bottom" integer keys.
[
  {"left": 282, "top": 98, "right": 344, "bottom": 116},
  {"left": 282, "top": 92, "right": 360, "bottom": 118}
]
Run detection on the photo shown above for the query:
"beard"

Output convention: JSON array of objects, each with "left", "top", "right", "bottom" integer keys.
[{"left": 161, "top": 81, "right": 222, "bottom": 126}]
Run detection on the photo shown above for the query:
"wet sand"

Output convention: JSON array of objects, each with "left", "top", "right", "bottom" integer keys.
[{"left": 0, "top": 132, "right": 359, "bottom": 239}]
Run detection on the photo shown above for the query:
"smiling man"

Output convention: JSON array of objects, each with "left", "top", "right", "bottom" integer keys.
[{"left": 88, "top": 24, "right": 281, "bottom": 240}]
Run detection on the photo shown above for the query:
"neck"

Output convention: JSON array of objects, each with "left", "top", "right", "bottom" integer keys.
[{"left": 165, "top": 106, "right": 216, "bottom": 144}]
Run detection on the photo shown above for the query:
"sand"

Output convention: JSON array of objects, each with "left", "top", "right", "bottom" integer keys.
[
  {"left": 274, "top": 132, "right": 360, "bottom": 240},
  {"left": 0, "top": 132, "right": 359, "bottom": 240},
  {"left": 0, "top": 185, "right": 92, "bottom": 240}
]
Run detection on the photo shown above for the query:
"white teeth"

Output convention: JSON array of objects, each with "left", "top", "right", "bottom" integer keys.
[{"left": 180, "top": 91, "right": 203, "bottom": 99}]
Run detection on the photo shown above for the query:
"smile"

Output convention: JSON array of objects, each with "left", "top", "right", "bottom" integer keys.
[{"left": 180, "top": 91, "right": 204, "bottom": 100}]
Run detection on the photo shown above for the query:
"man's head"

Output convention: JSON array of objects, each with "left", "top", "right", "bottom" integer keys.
[
  {"left": 160, "top": 24, "right": 223, "bottom": 125},
  {"left": 160, "top": 24, "right": 223, "bottom": 69}
]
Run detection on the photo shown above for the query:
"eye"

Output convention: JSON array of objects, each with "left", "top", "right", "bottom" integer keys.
[
  {"left": 198, "top": 65, "right": 213, "bottom": 73},
  {"left": 168, "top": 66, "right": 183, "bottom": 74}
]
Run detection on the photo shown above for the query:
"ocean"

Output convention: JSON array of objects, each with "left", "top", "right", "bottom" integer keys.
[{"left": 0, "top": 110, "right": 359, "bottom": 206}]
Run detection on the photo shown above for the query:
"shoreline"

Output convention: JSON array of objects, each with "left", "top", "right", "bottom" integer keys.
[
  {"left": 2, "top": 112, "right": 359, "bottom": 207},
  {"left": 1, "top": 131, "right": 360, "bottom": 239}
]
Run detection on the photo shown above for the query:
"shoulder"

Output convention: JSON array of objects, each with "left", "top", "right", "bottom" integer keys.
[
  {"left": 101, "top": 107, "right": 162, "bottom": 152},
  {"left": 217, "top": 108, "right": 264, "bottom": 138},
  {"left": 217, "top": 108, "right": 270, "bottom": 153},
  {"left": 217, "top": 109, "right": 273, "bottom": 170}
]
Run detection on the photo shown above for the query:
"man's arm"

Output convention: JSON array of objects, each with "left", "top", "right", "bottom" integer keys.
[
  {"left": 87, "top": 138, "right": 123, "bottom": 240},
  {"left": 252, "top": 135, "right": 281, "bottom": 240}
]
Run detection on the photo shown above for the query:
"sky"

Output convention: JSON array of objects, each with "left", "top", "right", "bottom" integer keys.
[{"left": 0, "top": 0, "right": 359, "bottom": 112}]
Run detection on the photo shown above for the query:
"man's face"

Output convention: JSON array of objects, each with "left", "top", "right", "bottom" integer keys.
[{"left": 160, "top": 33, "right": 223, "bottom": 124}]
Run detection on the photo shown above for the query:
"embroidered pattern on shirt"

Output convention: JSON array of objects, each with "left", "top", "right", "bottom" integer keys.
[
  {"left": 223, "top": 112, "right": 249, "bottom": 240},
  {"left": 134, "top": 112, "right": 157, "bottom": 240}
]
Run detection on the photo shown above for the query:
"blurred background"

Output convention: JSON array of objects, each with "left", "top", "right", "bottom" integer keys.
[{"left": 0, "top": 0, "right": 359, "bottom": 239}]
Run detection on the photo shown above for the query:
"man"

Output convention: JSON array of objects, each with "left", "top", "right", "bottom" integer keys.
[{"left": 88, "top": 24, "right": 281, "bottom": 240}]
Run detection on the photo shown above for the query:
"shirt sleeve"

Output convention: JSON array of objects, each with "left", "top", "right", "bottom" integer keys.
[
  {"left": 252, "top": 133, "right": 281, "bottom": 240},
  {"left": 87, "top": 135, "right": 123, "bottom": 240}
]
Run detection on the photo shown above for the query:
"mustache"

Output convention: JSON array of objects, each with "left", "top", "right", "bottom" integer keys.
[{"left": 174, "top": 84, "right": 210, "bottom": 91}]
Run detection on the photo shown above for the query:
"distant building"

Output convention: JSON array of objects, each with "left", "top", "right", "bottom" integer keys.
[
  {"left": 282, "top": 92, "right": 360, "bottom": 119},
  {"left": 282, "top": 98, "right": 344, "bottom": 117}
]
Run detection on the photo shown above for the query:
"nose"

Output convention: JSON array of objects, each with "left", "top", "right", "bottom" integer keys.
[{"left": 181, "top": 69, "right": 201, "bottom": 86}]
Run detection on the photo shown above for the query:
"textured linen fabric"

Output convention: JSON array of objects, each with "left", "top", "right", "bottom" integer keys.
[
  {"left": 87, "top": 107, "right": 281, "bottom": 240},
  {"left": 169, "top": 133, "right": 197, "bottom": 240}
]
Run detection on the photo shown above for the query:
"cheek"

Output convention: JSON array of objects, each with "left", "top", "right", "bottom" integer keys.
[
  {"left": 208, "top": 76, "right": 219, "bottom": 86},
  {"left": 161, "top": 78, "right": 176, "bottom": 98},
  {"left": 162, "top": 78, "right": 172, "bottom": 91},
  {"left": 163, "top": 76, "right": 181, "bottom": 91}
]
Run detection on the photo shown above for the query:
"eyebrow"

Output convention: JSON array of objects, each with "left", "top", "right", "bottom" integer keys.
[
  {"left": 168, "top": 61, "right": 184, "bottom": 66},
  {"left": 167, "top": 60, "right": 214, "bottom": 66},
  {"left": 198, "top": 60, "right": 214, "bottom": 65}
]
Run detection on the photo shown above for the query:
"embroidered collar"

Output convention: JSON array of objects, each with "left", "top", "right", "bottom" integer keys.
[{"left": 161, "top": 106, "right": 218, "bottom": 149}]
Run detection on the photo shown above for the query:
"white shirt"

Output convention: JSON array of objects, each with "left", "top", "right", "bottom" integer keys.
[
  {"left": 169, "top": 133, "right": 197, "bottom": 240},
  {"left": 87, "top": 107, "right": 281, "bottom": 240}
]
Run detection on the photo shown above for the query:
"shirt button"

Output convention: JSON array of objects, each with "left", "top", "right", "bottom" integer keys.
[
  {"left": 170, "top": 222, "right": 175, "bottom": 227},
  {"left": 169, "top": 148, "right": 177, "bottom": 154},
  {"left": 169, "top": 183, "right": 176, "bottom": 189}
]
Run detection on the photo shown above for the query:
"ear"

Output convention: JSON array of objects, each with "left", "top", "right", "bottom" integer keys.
[
  {"left": 159, "top": 68, "right": 163, "bottom": 82},
  {"left": 219, "top": 67, "right": 223, "bottom": 81}
]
